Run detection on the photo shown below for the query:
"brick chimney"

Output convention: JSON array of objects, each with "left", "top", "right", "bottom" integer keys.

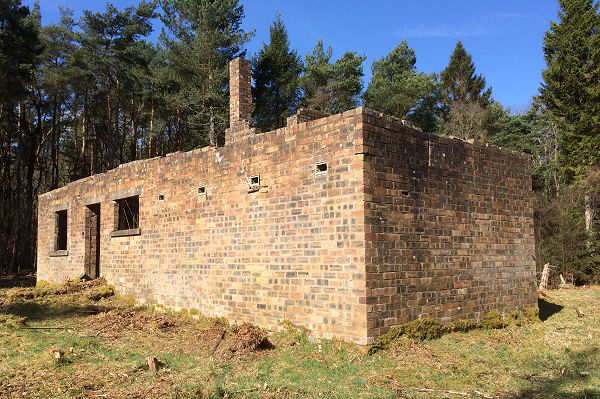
[{"left": 229, "top": 57, "right": 251, "bottom": 128}]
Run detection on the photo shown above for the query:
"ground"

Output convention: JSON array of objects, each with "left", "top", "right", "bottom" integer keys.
[{"left": 0, "top": 277, "right": 598, "bottom": 399}]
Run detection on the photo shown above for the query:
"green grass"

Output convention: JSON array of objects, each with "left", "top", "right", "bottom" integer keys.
[{"left": 1, "top": 280, "right": 599, "bottom": 398}]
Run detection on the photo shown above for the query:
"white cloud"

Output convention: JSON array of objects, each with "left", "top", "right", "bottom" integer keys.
[{"left": 395, "top": 13, "right": 533, "bottom": 39}]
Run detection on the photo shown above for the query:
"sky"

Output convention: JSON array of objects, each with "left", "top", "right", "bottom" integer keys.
[{"left": 28, "top": 0, "right": 559, "bottom": 112}]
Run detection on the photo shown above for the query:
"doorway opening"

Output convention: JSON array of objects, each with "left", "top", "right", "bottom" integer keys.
[{"left": 84, "top": 204, "right": 101, "bottom": 279}]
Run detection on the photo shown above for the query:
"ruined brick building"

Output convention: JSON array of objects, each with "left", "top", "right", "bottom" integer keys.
[{"left": 36, "top": 58, "right": 537, "bottom": 344}]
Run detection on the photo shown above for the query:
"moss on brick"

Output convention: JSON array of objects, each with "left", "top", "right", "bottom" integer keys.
[
  {"left": 449, "top": 319, "right": 477, "bottom": 332},
  {"left": 477, "top": 311, "right": 508, "bottom": 330},
  {"left": 523, "top": 307, "right": 540, "bottom": 323},
  {"left": 368, "top": 319, "right": 446, "bottom": 354},
  {"left": 368, "top": 306, "right": 540, "bottom": 354}
]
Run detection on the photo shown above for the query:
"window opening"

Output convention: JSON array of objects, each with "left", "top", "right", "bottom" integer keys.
[
  {"left": 115, "top": 196, "right": 139, "bottom": 231},
  {"left": 55, "top": 210, "right": 67, "bottom": 251}
]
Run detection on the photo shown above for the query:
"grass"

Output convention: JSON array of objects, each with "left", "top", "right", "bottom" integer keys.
[{"left": 0, "top": 279, "right": 599, "bottom": 398}]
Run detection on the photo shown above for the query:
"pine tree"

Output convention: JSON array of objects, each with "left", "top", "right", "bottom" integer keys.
[
  {"left": 78, "top": 1, "right": 156, "bottom": 170},
  {"left": 252, "top": 13, "right": 303, "bottom": 131},
  {"left": 0, "top": 0, "right": 42, "bottom": 274},
  {"left": 438, "top": 41, "right": 494, "bottom": 139},
  {"left": 40, "top": 7, "right": 77, "bottom": 187},
  {"left": 440, "top": 41, "right": 491, "bottom": 110},
  {"left": 540, "top": 0, "right": 600, "bottom": 177},
  {"left": 162, "top": 0, "right": 253, "bottom": 147},
  {"left": 300, "top": 39, "right": 333, "bottom": 111},
  {"left": 362, "top": 40, "right": 437, "bottom": 127},
  {"left": 300, "top": 40, "right": 365, "bottom": 114}
]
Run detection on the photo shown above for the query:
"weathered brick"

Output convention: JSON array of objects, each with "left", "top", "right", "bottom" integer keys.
[{"left": 37, "top": 58, "right": 536, "bottom": 345}]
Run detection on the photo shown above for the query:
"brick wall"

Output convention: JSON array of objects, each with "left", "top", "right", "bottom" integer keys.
[
  {"left": 37, "top": 108, "right": 369, "bottom": 343},
  {"left": 36, "top": 59, "right": 537, "bottom": 344},
  {"left": 360, "top": 109, "right": 537, "bottom": 339}
]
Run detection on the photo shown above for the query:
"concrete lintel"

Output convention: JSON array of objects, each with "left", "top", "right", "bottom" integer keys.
[
  {"left": 81, "top": 194, "right": 106, "bottom": 206},
  {"left": 49, "top": 250, "right": 68, "bottom": 257},
  {"left": 108, "top": 186, "right": 144, "bottom": 201},
  {"left": 48, "top": 203, "right": 69, "bottom": 212}
]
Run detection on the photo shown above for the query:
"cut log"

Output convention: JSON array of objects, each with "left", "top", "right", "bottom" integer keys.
[{"left": 146, "top": 356, "right": 159, "bottom": 372}]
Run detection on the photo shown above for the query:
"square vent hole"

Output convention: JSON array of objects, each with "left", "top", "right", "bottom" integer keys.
[
  {"left": 316, "top": 161, "right": 328, "bottom": 175},
  {"left": 198, "top": 186, "right": 206, "bottom": 195}
]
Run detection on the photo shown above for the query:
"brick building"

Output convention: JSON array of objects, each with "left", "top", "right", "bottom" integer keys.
[{"left": 36, "top": 58, "right": 537, "bottom": 344}]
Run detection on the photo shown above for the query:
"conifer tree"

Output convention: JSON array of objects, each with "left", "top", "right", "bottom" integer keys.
[
  {"left": 252, "top": 13, "right": 303, "bottom": 131},
  {"left": 162, "top": 0, "right": 253, "bottom": 147},
  {"left": 362, "top": 40, "right": 437, "bottom": 127},
  {"left": 300, "top": 40, "right": 333, "bottom": 110},
  {"left": 78, "top": 1, "right": 156, "bottom": 169},
  {"left": 300, "top": 40, "right": 365, "bottom": 114},
  {"left": 438, "top": 41, "right": 494, "bottom": 139},
  {"left": 440, "top": 41, "right": 491, "bottom": 109},
  {"left": 0, "top": 0, "right": 42, "bottom": 274},
  {"left": 40, "top": 7, "right": 77, "bottom": 187},
  {"left": 540, "top": 0, "right": 600, "bottom": 177}
]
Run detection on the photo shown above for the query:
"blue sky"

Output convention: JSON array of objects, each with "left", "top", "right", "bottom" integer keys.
[{"left": 29, "top": 0, "right": 559, "bottom": 111}]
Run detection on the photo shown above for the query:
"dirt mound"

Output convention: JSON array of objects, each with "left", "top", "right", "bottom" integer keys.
[
  {"left": 57, "top": 277, "right": 107, "bottom": 294},
  {"left": 228, "top": 322, "right": 273, "bottom": 353},
  {"left": 85, "top": 309, "right": 179, "bottom": 339},
  {"left": 208, "top": 322, "right": 273, "bottom": 359}
]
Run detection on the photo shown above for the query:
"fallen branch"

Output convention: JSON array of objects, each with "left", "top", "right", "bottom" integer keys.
[
  {"left": 211, "top": 330, "right": 226, "bottom": 355},
  {"left": 413, "top": 387, "right": 494, "bottom": 398},
  {"left": 22, "top": 326, "right": 70, "bottom": 330},
  {"left": 230, "top": 387, "right": 260, "bottom": 395},
  {"left": 414, "top": 387, "right": 468, "bottom": 396}
]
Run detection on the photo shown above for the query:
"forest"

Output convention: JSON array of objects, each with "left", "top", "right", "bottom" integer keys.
[{"left": 1, "top": 0, "right": 599, "bottom": 284}]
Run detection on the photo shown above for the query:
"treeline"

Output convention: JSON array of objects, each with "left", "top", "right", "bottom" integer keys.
[{"left": 1, "top": 0, "right": 599, "bottom": 284}]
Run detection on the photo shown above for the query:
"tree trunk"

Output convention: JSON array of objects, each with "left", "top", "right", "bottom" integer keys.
[
  {"left": 82, "top": 91, "right": 87, "bottom": 173},
  {"left": 50, "top": 96, "right": 58, "bottom": 189},
  {"left": 130, "top": 97, "right": 137, "bottom": 161},
  {"left": 107, "top": 75, "right": 114, "bottom": 170},
  {"left": 149, "top": 102, "right": 154, "bottom": 158},
  {"left": 209, "top": 105, "right": 216, "bottom": 147}
]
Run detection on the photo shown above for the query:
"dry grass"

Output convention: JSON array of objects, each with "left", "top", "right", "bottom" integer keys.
[{"left": 0, "top": 279, "right": 599, "bottom": 398}]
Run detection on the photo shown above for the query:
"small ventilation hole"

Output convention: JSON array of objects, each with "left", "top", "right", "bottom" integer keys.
[
  {"left": 158, "top": 194, "right": 165, "bottom": 202},
  {"left": 316, "top": 161, "right": 328, "bottom": 175},
  {"left": 250, "top": 175, "right": 260, "bottom": 187},
  {"left": 198, "top": 186, "right": 206, "bottom": 195}
]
